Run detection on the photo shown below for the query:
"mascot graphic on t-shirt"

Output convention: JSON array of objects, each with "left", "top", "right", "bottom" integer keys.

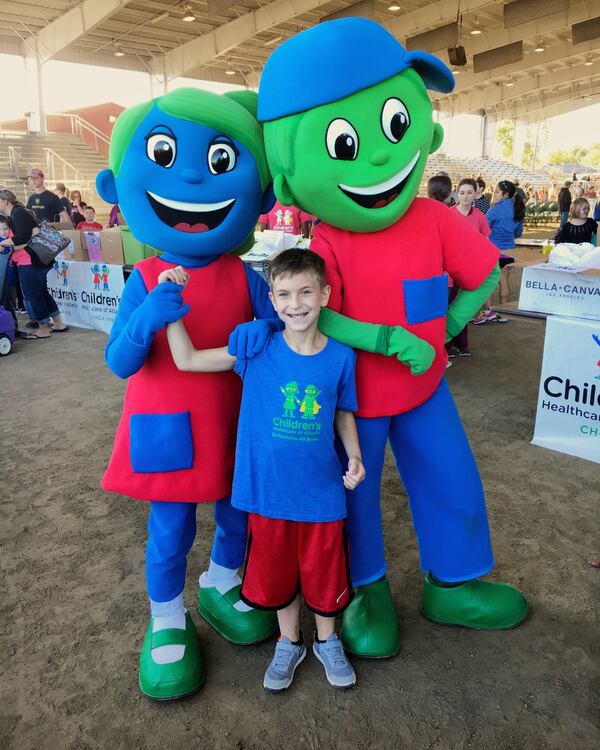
[{"left": 249, "top": 18, "right": 528, "bottom": 657}]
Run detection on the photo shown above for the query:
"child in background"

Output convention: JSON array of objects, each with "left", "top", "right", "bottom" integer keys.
[
  {"left": 258, "top": 200, "right": 314, "bottom": 237},
  {"left": 449, "top": 179, "right": 492, "bottom": 356},
  {"left": 554, "top": 197, "right": 598, "bottom": 245},
  {"left": 159, "top": 250, "right": 365, "bottom": 693},
  {"left": 474, "top": 180, "right": 524, "bottom": 323},
  {"left": 76, "top": 206, "right": 103, "bottom": 231},
  {"left": 0, "top": 215, "right": 18, "bottom": 329},
  {"left": 427, "top": 174, "right": 455, "bottom": 367}
]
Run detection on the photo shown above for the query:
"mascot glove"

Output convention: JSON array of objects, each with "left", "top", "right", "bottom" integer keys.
[
  {"left": 228, "top": 319, "right": 280, "bottom": 358},
  {"left": 387, "top": 326, "right": 435, "bottom": 376},
  {"left": 129, "top": 281, "right": 190, "bottom": 346}
]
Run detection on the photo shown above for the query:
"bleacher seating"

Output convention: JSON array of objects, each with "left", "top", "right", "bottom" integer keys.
[
  {"left": 0, "top": 132, "right": 108, "bottom": 219},
  {"left": 420, "top": 154, "right": 547, "bottom": 193}
]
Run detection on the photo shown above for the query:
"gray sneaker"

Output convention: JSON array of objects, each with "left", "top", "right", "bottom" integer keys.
[
  {"left": 263, "top": 637, "right": 307, "bottom": 692},
  {"left": 313, "top": 633, "right": 356, "bottom": 689}
]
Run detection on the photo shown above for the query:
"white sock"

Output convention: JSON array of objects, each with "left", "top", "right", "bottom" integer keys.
[
  {"left": 149, "top": 594, "right": 186, "bottom": 665},
  {"left": 199, "top": 560, "right": 252, "bottom": 612}
]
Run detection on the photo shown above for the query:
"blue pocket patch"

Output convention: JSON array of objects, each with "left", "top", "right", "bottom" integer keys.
[
  {"left": 130, "top": 412, "right": 194, "bottom": 473},
  {"left": 403, "top": 275, "right": 448, "bottom": 324}
]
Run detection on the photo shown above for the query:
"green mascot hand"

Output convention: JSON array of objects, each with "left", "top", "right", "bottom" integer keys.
[{"left": 387, "top": 326, "right": 435, "bottom": 376}]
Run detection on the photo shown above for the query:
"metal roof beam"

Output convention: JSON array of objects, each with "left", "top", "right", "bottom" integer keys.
[
  {"left": 506, "top": 79, "right": 600, "bottom": 121},
  {"left": 442, "top": 61, "right": 597, "bottom": 113},
  {"left": 387, "top": 0, "right": 495, "bottom": 40},
  {"left": 149, "top": 0, "right": 335, "bottom": 79},
  {"left": 27, "top": 0, "right": 134, "bottom": 64}
]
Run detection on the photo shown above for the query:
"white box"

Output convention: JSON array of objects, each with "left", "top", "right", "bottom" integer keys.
[{"left": 519, "top": 263, "right": 600, "bottom": 320}]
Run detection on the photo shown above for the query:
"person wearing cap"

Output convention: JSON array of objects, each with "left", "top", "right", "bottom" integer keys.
[
  {"left": 243, "top": 17, "right": 528, "bottom": 658},
  {"left": 26, "top": 169, "right": 70, "bottom": 224}
]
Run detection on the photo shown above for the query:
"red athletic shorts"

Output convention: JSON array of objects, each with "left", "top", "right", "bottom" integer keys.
[{"left": 240, "top": 514, "right": 353, "bottom": 617}]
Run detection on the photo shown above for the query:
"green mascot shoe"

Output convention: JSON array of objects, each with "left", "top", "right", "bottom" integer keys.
[
  {"left": 139, "top": 611, "right": 204, "bottom": 700},
  {"left": 198, "top": 585, "right": 277, "bottom": 645},
  {"left": 421, "top": 575, "right": 528, "bottom": 629},
  {"left": 340, "top": 577, "right": 401, "bottom": 658}
]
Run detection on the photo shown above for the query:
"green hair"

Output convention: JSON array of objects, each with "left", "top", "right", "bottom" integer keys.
[
  {"left": 109, "top": 87, "right": 270, "bottom": 190},
  {"left": 263, "top": 112, "right": 304, "bottom": 178}
]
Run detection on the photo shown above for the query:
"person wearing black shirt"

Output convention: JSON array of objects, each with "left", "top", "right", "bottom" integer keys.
[
  {"left": 474, "top": 179, "right": 491, "bottom": 215},
  {"left": 54, "top": 182, "right": 73, "bottom": 220},
  {"left": 0, "top": 187, "right": 68, "bottom": 338},
  {"left": 557, "top": 182, "right": 572, "bottom": 228},
  {"left": 26, "top": 168, "right": 70, "bottom": 224},
  {"left": 554, "top": 197, "right": 598, "bottom": 245}
]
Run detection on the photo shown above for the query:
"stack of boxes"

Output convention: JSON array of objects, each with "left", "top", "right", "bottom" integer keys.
[{"left": 58, "top": 226, "right": 160, "bottom": 266}]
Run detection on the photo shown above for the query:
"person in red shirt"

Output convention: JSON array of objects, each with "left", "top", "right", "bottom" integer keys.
[
  {"left": 76, "top": 206, "right": 103, "bottom": 231},
  {"left": 448, "top": 178, "right": 492, "bottom": 356},
  {"left": 258, "top": 200, "right": 313, "bottom": 236}
]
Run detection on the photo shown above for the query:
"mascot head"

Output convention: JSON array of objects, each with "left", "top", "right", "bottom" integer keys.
[
  {"left": 258, "top": 17, "right": 454, "bottom": 233},
  {"left": 97, "top": 88, "right": 272, "bottom": 257}
]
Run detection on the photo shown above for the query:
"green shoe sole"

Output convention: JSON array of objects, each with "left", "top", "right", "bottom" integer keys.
[
  {"left": 198, "top": 585, "right": 278, "bottom": 646},
  {"left": 421, "top": 575, "right": 529, "bottom": 630}
]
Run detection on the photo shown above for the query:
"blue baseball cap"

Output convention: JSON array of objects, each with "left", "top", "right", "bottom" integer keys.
[{"left": 258, "top": 17, "right": 455, "bottom": 122}]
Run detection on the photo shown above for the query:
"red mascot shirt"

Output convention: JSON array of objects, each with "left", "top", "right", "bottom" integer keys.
[
  {"left": 102, "top": 254, "right": 253, "bottom": 502},
  {"left": 311, "top": 198, "right": 499, "bottom": 417}
]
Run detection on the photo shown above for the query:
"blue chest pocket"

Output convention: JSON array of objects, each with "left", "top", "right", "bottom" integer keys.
[
  {"left": 130, "top": 412, "right": 194, "bottom": 473},
  {"left": 402, "top": 275, "right": 448, "bottom": 324}
]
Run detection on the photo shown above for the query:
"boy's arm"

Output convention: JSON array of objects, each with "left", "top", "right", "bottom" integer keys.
[
  {"left": 446, "top": 265, "right": 500, "bottom": 339},
  {"left": 334, "top": 409, "right": 366, "bottom": 490},
  {"left": 166, "top": 320, "right": 235, "bottom": 372}
]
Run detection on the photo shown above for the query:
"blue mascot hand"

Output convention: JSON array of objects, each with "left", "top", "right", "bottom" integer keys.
[
  {"left": 228, "top": 319, "right": 279, "bottom": 358},
  {"left": 130, "top": 281, "right": 190, "bottom": 344}
]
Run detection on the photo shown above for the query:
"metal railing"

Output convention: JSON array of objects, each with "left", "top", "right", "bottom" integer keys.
[
  {"left": 47, "top": 112, "right": 110, "bottom": 153},
  {"left": 43, "top": 148, "right": 97, "bottom": 194},
  {"left": 8, "top": 145, "right": 35, "bottom": 178}
]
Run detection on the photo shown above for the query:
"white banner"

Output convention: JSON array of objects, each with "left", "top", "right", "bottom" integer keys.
[
  {"left": 47, "top": 260, "right": 125, "bottom": 335},
  {"left": 532, "top": 315, "right": 600, "bottom": 464},
  {"left": 519, "top": 263, "right": 600, "bottom": 320}
]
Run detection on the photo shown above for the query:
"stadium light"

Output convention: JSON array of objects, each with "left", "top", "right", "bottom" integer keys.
[
  {"left": 470, "top": 18, "right": 482, "bottom": 35},
  {"left": 534, "top": 39, "right": 545, "bottom": 52},
  {"left": 183, "top": 5, "right": 195, "bottom": 22},
  {"left": 113, "top": 43, "right": 125, "bottom": 57},
  {"left": 388, "top": 4, "right": 401, "bottom": 10},
  {"left": 584, "top": 55, "right": 593, "bottom": 66}
]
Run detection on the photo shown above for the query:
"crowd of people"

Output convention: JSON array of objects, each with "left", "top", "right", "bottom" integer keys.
[{"left": 0, "top": 167, "right": 122, "bottom": 342}]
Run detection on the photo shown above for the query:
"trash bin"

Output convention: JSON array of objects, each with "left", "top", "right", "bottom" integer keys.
[{"left": 120, "top": 226, "right": 160, "bottom": 264}]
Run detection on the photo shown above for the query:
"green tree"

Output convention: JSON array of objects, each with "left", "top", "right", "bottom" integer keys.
[{"left": 496, "top": 120, "right": 514, "bottom": 159}]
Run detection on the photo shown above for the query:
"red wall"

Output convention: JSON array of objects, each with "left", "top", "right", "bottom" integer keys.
[{"left": 0, "top": 102, "right": 124, "bottom": 157}]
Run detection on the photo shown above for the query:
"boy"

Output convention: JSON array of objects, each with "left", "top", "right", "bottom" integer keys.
[
  {"left": 159, "top": 249, "right": 366, "bottom": 692},
  {"left": 76, "top": 206, "right": 103, "bottom": 231}
]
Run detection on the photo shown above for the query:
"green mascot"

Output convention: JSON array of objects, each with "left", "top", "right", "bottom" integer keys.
[{"left": 254, "top": 17, "right": 528, "bottom": 657}]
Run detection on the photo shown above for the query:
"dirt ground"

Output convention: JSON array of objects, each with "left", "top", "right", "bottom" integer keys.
[{"left": 1, "top": 314, "right": 598, "bottom": 750}]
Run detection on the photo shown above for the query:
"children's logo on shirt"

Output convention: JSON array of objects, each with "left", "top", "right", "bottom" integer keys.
[{"left": 274, "top": 380, "right": 323, "bottom": 442}]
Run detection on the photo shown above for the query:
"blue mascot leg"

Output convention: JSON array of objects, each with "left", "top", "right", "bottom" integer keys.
[
  {"left": 388, "top": 379, "right": 528, "bottom": 629},
  {"left": 197, "top": 497, "right": 277, "bottom": 645},
  {"left": 388, "top": 380, "right": 494, "bottom": 582},
  {"left": 339, "top": 416, "right": 401, "bottom": 658},
  {"left": 140, "top": 501, "right": 204, "bottom": 700}
]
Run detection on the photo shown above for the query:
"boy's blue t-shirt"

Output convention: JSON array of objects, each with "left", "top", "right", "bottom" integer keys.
[{"left": 232, "top": 331, "right": 358, "bottom": 522}]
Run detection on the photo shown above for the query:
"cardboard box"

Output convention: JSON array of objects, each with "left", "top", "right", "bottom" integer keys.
[
  {"left": 59, "top": 229, "right": 88, "bottom": 261},
  {"left": 81, "top": 228, "right": 124, "bottom": 264},
  {"left": 519, "top": 263, "right": 600, "bottom": 320},
  {"left": 99, "top": 228, "right": 124, "bottom": 265}
]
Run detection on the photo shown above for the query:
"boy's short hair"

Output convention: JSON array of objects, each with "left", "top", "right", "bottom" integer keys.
[
  {"left": 476, "top": 178, "right": 486, "bottom": 190},
  {"left": 0, "top": 213, "right": 10, "bottom": 226},
  {"left": 269, "top": 249, "right": 326, "bottom": 288},
  {"left": 84, "top": 206, "right": 96, "bottom": 213},
  {"left": 427, "top": 174, "right": 452, "bottom": 202}
]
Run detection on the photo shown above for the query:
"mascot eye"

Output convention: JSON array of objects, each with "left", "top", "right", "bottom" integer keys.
[
  {"left": 146, "top": 134, "right": 176, "bottom": 168},
  {"left": 208, "top": 143, "right": 237, "bottom": 174},
  {"left": 325, "top": 119, "right": 359, "bottom": 160},
  {"left": 381, "top": 98, "right": 410, "bottom": 143}
]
